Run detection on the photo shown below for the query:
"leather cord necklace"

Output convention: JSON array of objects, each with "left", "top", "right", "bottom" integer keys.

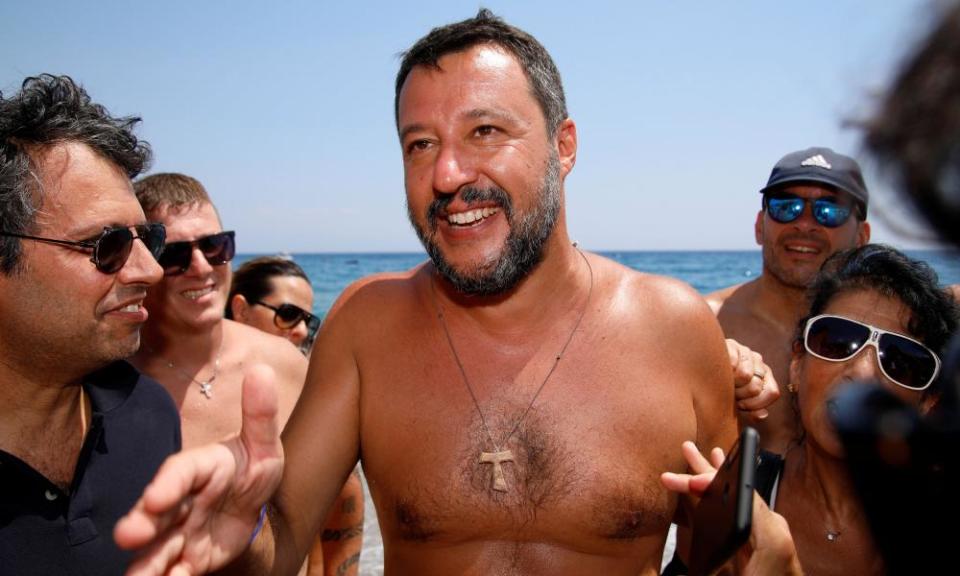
[{"left": 432, "top": 247, "right": 593, "bottom": 492}]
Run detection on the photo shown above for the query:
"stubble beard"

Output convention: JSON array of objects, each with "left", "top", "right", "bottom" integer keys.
[{"left": 409, "top": 154, "right": 562, "bottom": 297}]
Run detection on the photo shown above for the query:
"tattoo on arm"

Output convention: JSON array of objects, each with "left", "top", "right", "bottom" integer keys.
[
  {"left": 335, "top": 552, "right": 360, "bottom": 576},
  {"left": 322, "top": 523, "right": 364, "bottom": 542}
]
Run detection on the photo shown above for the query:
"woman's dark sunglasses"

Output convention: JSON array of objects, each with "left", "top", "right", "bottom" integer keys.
[
  {"left": 803, "top": 314, "right": 941, "bottom": 391},
  {"left": 252, "top": 300, "right": 321, "bottom": 333},
  {"left": 159, "top": 230, "right": 236, "bottom": 276},
  {"left": 0, "top": 223, "right": 166, "bottom": 274},
  {"left": 764, "top": 193, "right": 853, "bottom": 228}
]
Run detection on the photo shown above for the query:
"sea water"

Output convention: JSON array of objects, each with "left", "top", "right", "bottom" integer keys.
[
  {"left": 234, "top": 249, "right": 960, "bottom": 575},
  {"left": 237, "top": 250, "right": 960, "bottom": 321}
]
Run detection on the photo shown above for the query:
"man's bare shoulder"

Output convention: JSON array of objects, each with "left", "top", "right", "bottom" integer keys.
[
  {"left": 325, "top": 262, "right": 429, "bottom": 321},
  {"left": 705, "top": 279, "right": 762, "bottom": 317},
  {"left": 597, "top": 254, "right": 715, "bottom": 323},
  {"left": 224, "top": 319, "right": 307, "bottom": 397},
  {"left": 704, "top": 282, "right": 746, "bottom": 314}
]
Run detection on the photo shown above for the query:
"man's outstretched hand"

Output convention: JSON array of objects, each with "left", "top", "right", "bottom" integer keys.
[{"left": 115, "top": 364, "right": 284, "bottom": 576}]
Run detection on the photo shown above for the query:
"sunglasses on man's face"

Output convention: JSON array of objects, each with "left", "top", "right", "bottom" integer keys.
[
  {"left": 803, "top": 314, "right": 941, "bottom": 391},
  {"left": 764, "top": 193, "right": 853, "bottom": 228},
  {"left": 0, "top": 223, "right": 166, "bottom": 274},
  {"left": 158, "top": 230, "right": 236, "bottom": 276},
  {"left": 252, "top": 300, "right": 321, "bottom": 333}
]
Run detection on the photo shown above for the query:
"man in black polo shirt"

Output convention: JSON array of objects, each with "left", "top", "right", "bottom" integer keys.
[{"left": 0, "top": 75, "right": 181, "bottom": 574}]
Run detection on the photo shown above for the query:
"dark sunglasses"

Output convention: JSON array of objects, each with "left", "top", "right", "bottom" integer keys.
[
  {"left": 252, "top": 300, "right": 321, "bottom": 334},
  {"left": 158, "top": 230, "right": 236, "bottom": 276},
  {"left": 803, "top": 314, "right": 941, "bottom": 391},
  {"left": 0, "top": 223, "right": 166, "bottom": 274},
  {"left": 764, "top": 193, "right": 853, "bottom": 228}
]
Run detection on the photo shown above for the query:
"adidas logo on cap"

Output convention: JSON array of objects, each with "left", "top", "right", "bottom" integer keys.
[{"left": 800, "top": 154, "right": 832, "bottom": 170}]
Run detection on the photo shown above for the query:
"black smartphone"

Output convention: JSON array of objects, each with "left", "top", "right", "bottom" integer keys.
[{"left": 686, "top": 426, "right": 759, "bottom": 576}]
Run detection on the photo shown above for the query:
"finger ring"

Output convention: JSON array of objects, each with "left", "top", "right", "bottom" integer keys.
[{"left": 753, "top": 369, "right": 765, "bottom": 380}]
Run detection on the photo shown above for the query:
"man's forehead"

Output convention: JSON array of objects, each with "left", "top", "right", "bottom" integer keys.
[
  {"left": 154, "top": 201, "right": 223, "bottom": 238},
  {"left": 32, "top": 142, "right": 142, "bottom": 231},
  {"left": 400, "top": 45, "right": 526, "bottom": 100}
]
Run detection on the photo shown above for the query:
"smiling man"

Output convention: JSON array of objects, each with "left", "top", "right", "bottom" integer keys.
[
  {"left": 129, "top": 173, "right": 363, "bottom": 576},
  {"left": 707, "top": 147, "right": 871, "bottom": 453},
  {"left": 116, "top": 11, "right": 736, "bottom": 575},
  {"left": 0, "top": 75, "right": 181, "bottom": 575}
]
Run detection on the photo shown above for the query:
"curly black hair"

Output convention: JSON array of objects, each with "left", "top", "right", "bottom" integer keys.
[
  {"left": 796, "top": 244, "right": 960, "bottom": 394},
  {"left": 0, "top": 74, "right": 151, "bottom": 274}
]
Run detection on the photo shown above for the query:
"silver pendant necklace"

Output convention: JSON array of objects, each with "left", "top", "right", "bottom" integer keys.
[
  {"left": 150, "top": 346, "right": 223, "bottom": 400},
  {"left": 432, "top": 247, "right": 594, "bottom": 492}
]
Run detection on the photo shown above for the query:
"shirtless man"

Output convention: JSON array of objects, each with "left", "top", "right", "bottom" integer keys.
[
  {"left": 707, "top": 147, "right": 870, "bottom": 453},
  {"left": 129, "top": 173, "right": 364, "bottom": 575},
  {"left": 117, "top": 10, "right": 736, "bottom": 575}
]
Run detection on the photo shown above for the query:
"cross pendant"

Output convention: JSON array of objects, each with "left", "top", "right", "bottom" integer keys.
[
  {"left": 479, "top": 449, "right": 514, "bottom": 492},
  {"left": 199, "top": 382, "right": 213, "bottom": 399}
]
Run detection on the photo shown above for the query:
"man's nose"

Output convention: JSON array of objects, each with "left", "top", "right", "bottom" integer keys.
[
  {"left": 432, "top": 142, "right": 478, "bottom": 195},
  {"left": 119, "top": 235, "right": 163, "bottom": 285}
]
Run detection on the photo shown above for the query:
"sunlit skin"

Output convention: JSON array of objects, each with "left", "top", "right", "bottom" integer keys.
[
  {"left": 231, "top": 275, "right": 314, "bottom": 347},
  {"left": 774, "top": 288, "right": 933, "bottom": 576},
  {"left": 400, "top": 46, "right": 567, "bottom": 283},
  {"left": 132, "top": 199, "right": 362, "bottom": 575},
  {"left": 143, "top": 202, "right": 231, "bottom": 335},
  {"left": 707, "top": 184, "right": 870, "bottom": 453},
  {"left": 113, "top": 44, "right": 737, "bottom": 576},
  {"left": 0, "top": 141, "right": 163, "bottom": 491},
  {"left": 790, "top": 289, "right": 931, "bottom": 457},
  {"left": 0, "top": 142, "right": 162, "bottom": 379},
  {"left": 755, "top": 185, "right": 869, "bottom": 290}
]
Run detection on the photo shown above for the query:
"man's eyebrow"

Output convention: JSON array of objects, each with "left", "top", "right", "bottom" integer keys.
[
  {"left": 398, "top": 108, "right": 525, "bottom": 142},
  {"left": 399, "top": 123, "right": 427, "bottom": 143},
  {"left": 464, "top": 107, "right": 520, "bottom": 125}
]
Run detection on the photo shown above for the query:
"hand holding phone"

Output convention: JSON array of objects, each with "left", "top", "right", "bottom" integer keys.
[{"left": 687, "top": 427, "right": 759, "bottom": 576}]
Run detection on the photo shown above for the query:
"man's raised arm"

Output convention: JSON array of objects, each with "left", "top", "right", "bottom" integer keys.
[{"left": 114, "top": 364, "right": 284, "bottom": 576}]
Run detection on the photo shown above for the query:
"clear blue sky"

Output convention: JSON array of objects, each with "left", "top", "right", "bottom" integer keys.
[{"left": 1, "top": 1, "right": 946, "bottom": 252}]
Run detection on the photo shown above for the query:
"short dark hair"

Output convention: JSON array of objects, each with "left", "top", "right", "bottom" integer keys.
[
  {"left": 134, "top": 172, "right": 213, "bottom": 218},
  {"left": 864, "top": 4, "right": 960, "bottom": 246},
  {"left": 0, "top": 74, "right": 151, "bottom": 274},
  {"left": 226, "top": 256, "right": 310, "bottom": 319},
  {"left": 796, "top": 244, "right": 960, "bottom": 394},
  {"left": 394, "top": 8, "right": 568, "bottom": 137}
]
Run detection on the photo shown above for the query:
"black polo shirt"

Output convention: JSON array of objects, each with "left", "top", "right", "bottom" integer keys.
[{"left": 0, "top": 361, "right": 181, "bottom": 575}]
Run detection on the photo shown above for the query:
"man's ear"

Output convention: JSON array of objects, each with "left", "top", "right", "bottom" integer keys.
[
  {"left": 755, "top": 211, "right": 765, "bottom": 246},
  {"left": 856, "top": 220, "right": 871, "bottom": 246},
  {"left": 555, "top": 118, "right": 577, "bottom": 177},
  {"left": 230, "top": 294, "right": 250, "bottom": 321}
]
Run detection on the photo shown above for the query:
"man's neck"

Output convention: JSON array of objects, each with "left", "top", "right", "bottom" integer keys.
[
  {"left": 431, "top": 234, "right": 588, "bottom": 334},
  {"left": 0, "top": 358, "right": 86, "bottom": 459},
  {"left": 751, "top": 269, "right": 811, "bottom": 328},
  {"left": 137, "top": 318, "right": 225, "bottom": 367}
]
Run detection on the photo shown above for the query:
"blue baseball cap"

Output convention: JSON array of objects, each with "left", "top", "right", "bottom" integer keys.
[{"left": 760, "top": 147, "right": 869, "bottom": 216}]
